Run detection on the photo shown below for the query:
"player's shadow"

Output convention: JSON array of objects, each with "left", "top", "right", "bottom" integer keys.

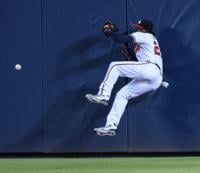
[
  {"left": 129, "top": 27, "right": 200, "bottom": 108},
  {"left": 42, "top": 82, "right": 118, "bottom": 151},
  {"left": 42, "top": 34, "right": 124, "bottom": 150},
  {"left": 56, "top": 35, "right": 105, "bottom": 80},
  {"left": 157, "top": 28, "right": 200, "bottom": 108},
  {"left": 141, "top": 28, "right": 200, "bottom": 139},
  {"left": 56, "top": 34, "right": 124, "bottom": 81}
]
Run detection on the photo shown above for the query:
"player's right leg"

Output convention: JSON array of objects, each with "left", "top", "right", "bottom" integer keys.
[
  {"left": 93, "top": 80, "right": 153, "bottom": 136},
  {"left": 105, "top": 75, "right": 162, "bottom": 128},
  {"left": 94, "top": 123, "right": 117, "bottom": 136},
  {"left": 91, "top": 62, "right": 163, "bottom": 136}
]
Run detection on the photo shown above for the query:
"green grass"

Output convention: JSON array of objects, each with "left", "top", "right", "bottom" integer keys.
[{"left": 0, "top": 157, "right": 200, "bottom": 173}]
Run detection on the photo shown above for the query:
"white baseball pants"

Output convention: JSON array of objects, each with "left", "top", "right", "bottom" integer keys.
[{"left": 98, "top": 61, "right": 162, "bottom": 128}]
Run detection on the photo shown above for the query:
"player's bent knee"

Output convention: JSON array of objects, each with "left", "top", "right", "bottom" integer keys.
[
  {"left": 151, "top": 83, "right": 161, "bottom": 90},
  {"left": 152, "top": 79, "right": 162, "bottom": 90},
  {"left": 109, "top": 61, "right": 121, "bottom": 68},
  {"left": 108, "top": 62, "right": 121, "bottom": 75},
  {"left": 109, "top": 62, "right": 116, "bottom": 68}
]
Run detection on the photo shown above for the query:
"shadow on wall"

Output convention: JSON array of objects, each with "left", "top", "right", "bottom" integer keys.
[
  {"left": 125, "top": 28, "right": 200, "bottom": 149},
  {"left": 42, "top": 34, "right": 124, "bottom": 151},
  {"left": 128, "top": 27, "right": 200, "bottom": 129},
  {"left": 55, "top": 34, "right": 110, "bottom": 81},
  {"left": 154, "top": 27, "right": 200, "bottom": 135},
  {"left": 42, "top": 88, "right": 105, "bottom": 152},
  {"left": 56, "top": 34, "right": 124, "bottom": 81}
]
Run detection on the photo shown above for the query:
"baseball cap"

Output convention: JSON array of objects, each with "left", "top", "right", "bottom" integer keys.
[{"left": 133, "top": 19, "right": 153, "bottom": 32}]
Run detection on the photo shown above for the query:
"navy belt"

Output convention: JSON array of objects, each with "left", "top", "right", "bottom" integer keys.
[
  {"left": 146, "top": 61, "right": 161, "bottom": 71},
  {"left": 154, "top": 63, "right": 161, "bottom": 71}
]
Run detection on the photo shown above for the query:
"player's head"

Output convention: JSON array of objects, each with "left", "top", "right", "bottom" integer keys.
[{"left": 133, "top": 19, "right": 155, "bottom": 35}]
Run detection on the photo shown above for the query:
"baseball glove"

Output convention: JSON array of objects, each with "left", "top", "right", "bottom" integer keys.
[{"left": 102, "top": 21, "right": 119, "bottom": 34}]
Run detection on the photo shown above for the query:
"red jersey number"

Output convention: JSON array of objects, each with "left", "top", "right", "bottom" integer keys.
[
  {"left": 134, "top": 43, "right": 140, "bottom": 53},
  {"left": 153, "top": 41, "right": 161, "bottom": 56}
]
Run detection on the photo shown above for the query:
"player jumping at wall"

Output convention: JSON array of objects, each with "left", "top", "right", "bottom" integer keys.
[{"left": 86, "top": 19, "right": 163, "bottom": 136}]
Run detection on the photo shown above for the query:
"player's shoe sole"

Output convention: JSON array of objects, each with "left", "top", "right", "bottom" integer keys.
[
  {"left": 94, "top": 128, "right": 116, "bottom": 136},
  {"left": 85, "top": 94, "right": 108, "bottom": 106}
]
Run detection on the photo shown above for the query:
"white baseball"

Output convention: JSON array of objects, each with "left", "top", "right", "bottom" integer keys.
[{"left": 15, "top": 64, "right": 22, "bottom": 70}]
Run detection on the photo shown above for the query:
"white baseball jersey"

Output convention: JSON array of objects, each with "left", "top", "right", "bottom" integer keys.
[{"left": 130, "top": 32, "right": 163, "bottom": 73}]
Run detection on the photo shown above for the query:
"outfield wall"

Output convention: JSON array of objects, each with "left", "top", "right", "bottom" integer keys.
[{"left": 0, "top": 0, "right": 200, "bottom": 153}]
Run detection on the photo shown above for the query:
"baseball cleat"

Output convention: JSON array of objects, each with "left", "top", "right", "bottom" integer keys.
[
  {"left": 95, "top": 130, "right": 116, "bottom": 136},
  {"left": 85, "top": 94, "right": 109, "bottom": 106},
  {"left": 94, "top": 124, "right": 117, "bottom": 136}
]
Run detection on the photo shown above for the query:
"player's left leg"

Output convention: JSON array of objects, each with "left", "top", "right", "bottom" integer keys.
[
  {"left": 85, "top": 94, "right": 109, "bottom": 106},
  {"left": 95, "top": 76, "right": 162, "bottom": 135}
]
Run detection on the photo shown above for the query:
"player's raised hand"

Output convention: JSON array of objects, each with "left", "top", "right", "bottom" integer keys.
[{"left": 102, "top": 21, "right": 119, "bottom": 34}]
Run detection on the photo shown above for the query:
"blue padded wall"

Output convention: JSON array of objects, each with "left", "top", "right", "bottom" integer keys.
[
  {"left": 127, "top": 0, "right": 200, "bottom": 152},
  {"left": 0, "top": 0, "right": 42, "bottom": 152},
  {"left": 0, "top": 0, "right": 200, "bottom": 153}
]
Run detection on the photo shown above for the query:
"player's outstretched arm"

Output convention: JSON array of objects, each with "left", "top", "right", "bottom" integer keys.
[
  {"left": 102, "top": 21, "right": 134, "bottom": 44},
  {"left": 107, "top": 32, "right": 134, "bottom": 44}
]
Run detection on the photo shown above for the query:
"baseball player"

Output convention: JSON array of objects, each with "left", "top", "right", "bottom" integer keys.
[{"left": 86, "top": 19, "right": 163, "bottom": 136}]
